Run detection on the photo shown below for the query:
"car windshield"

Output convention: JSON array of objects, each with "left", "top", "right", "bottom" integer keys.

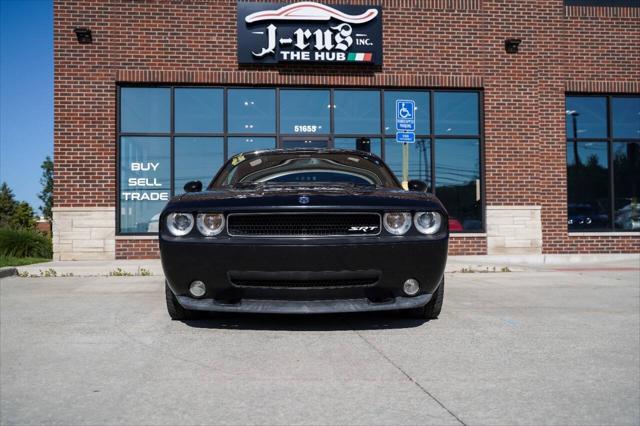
[{"left": 210, "top": 151, "right": 400, "bottom": 189}]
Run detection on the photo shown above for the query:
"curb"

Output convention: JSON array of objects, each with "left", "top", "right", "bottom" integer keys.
[{"left": 0, "top": 267, "right": 18, "bottom": 278}]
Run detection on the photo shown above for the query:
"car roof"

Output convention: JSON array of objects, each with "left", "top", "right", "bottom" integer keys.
[{"left": 232, "top": 148, "right": 383, "bottom": 160}]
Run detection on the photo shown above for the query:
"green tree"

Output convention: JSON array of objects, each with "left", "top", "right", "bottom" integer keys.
[
  {"left": 0, "top": 183, "right": 17, "bottom": 228},
  {"left": 38, "top": 156, "right": 53, "bottom": 220},
  {"left": 10, "top": 202, "right": 36, "bottom": 229}
]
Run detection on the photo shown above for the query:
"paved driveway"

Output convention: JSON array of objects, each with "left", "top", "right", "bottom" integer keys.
[{"left": 1, "top": 266, "right": 639, "bottom": 425}]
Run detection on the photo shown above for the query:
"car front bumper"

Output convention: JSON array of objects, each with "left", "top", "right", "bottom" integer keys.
[
  {"left": 161, "top": 237, "right": 447, "bottom": 314},
  {"left": 177, "top": 294, "right": 432, "bottom": 314}
]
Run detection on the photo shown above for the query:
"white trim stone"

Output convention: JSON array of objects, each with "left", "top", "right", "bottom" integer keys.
[
  {"left": 486, "top": 206, "right": 542, "bottom": 255},
  {"left": 52, "top": 207, "right": 116, "bottom": 261}
]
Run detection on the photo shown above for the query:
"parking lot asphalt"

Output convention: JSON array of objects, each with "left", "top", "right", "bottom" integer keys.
[{"left": 1, "top": 265, "right": 639, "bottom": 426}]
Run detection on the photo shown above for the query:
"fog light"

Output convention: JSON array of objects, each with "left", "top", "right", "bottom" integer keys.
[
  {"left": 403, "top": 279, "right": 420, "bottom": 296},
  {"left": 189, "top": 281, "right": 206, "bottom": 298}
]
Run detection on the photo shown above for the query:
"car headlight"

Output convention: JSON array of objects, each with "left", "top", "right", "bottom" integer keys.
[
  {"left": 383, "top": 212, "right": 412, "bottom": 235},
  {"left": 166, "top": 213, "right": 194, "bottom": 236},
  {"left": 197, "top": 213, "right": 225, "bottom": 236},
  {"left": 414, "top": 212, "right": 442, "bottom": 235}
]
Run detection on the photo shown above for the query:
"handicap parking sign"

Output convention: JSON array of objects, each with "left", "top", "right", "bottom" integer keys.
[{"left": 396, "top": 100, "right": 415, "bottom": 132}]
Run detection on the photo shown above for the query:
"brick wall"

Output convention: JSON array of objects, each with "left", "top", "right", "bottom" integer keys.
[
  {"left": 53, "top": 0, "right": 640, "bottom": 259},
  {"left": 115, "top": 239, "right": 159, "bottom": 260}
]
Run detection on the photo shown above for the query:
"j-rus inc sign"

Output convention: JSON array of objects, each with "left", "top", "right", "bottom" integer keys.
[{"left": 237, "top": 1, "right": 383, "bottom": 65}]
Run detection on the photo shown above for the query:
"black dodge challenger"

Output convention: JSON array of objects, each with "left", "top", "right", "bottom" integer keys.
[{"left": 160, "top": 149, "right": 448, "bottom": 320}]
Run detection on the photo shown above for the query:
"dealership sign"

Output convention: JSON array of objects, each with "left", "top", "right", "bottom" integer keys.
[{"left": 237, "top": 1, "right": 382, "bottom": 65}]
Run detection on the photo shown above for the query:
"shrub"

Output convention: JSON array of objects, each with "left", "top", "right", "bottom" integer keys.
[{"left": 0, "top": 228, "right": 52, "bottom": 258}]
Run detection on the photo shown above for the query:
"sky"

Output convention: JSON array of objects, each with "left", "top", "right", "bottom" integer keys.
[{"left": 0, "top": 0, "right": 53, "bottom": 214}]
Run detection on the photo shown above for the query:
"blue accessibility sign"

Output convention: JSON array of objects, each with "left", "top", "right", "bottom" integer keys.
[
  {"left": 396, "top": 132, "right": 415, "bottom": 143},
  {"left": 396, "top": 99, "right": 415, "bottom": 132}
]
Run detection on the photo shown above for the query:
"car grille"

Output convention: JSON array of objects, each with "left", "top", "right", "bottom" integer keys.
[
  {"left": 230, "top": 277, "right": 378, "bottom": 289},
  {"left": 226, "top": 212, "right": 381, "bottom": 237}
]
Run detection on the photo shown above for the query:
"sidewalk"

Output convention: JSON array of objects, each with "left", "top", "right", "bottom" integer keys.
[{"left": 6, "top": 253, "right": 638, "bottom": 277}]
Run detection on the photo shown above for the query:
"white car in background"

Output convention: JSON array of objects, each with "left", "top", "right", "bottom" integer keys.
[
  {"left": 147, "top": 213, "right": 160, "bottom": 233},
  {"left": 615, "top": 200, "right": 640, "bottom": 230}
]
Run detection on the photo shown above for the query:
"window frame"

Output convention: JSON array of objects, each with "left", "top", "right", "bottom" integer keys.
[
  {"left": 566, "top": 93, "right": 640, "bottom": 233},
  {"left": 117, "top": 85, "right": 485, "bottom": 235}
]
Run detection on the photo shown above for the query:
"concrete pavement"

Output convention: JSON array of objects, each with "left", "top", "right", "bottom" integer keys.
[
  {"left": 1, "top": 265, "right": 639, "bottom": 425},
  {"left": 12, "top": 253, "right": 640, "bottom": 277}
]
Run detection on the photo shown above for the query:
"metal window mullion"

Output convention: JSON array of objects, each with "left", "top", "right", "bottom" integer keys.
[
  {"left": 429, "top": 90, "right": 436, "bottom": 194},
  {"left": 607, "top": 95, "right": 615, "bottom": 231},
  {"left": 116, "top": 86, "right": 121, "bottom": 235},
  {"left": 478, "top": 89, "right": 486, "bottom": 232},
  {"left": 223, "top": 87, "right": 228, "bottom": 161},
  {"left": 330, "top": 89, "right": 335, "bottom": 144},
  {"left": 379, "top": 89, "right": 385, "bottom": 159},
  {"left": 170, "top": 87, "right": 175, "bottom": 197},
  {"left": 276, "top": 87, "right": 281, "bottom": 148}
]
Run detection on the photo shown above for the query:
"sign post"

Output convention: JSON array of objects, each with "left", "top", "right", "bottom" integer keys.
[{"left": 395, "top": 100, "right": 416, "bottom": 189}]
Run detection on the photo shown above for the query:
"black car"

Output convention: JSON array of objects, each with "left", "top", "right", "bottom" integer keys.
[{"left": 160, "top": 149, "right": 448, "bottom": 320}]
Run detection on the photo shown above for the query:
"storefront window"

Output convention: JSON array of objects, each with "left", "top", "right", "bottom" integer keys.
[
  {"left": 118, "top": 87, "right": 484, "bottom": 234},
  {"left": 227, "top": 89, "right": 276, "bottom": 134},
  {"left": 120, "top": 88, "right": 170, "bottom": 133},
  {"left": 566, "top": 95, "right": 640, "bottom": 232},
  {"left": 611, "top": 97, "right": 640, "bottom": 139},
  {"left": 565, "top": 96, "right": 607, "bottom": 138},
  {"left": 174, "top": 137, "right": 224, "bottom": 193},
  {"left": 334, "top": 137, "right": 382, "bottom": 156},
  {"left": 384, "top": 91, "right": 429, "bottom": 135},
  {"left": 228, "top": 137, "right": 276, "bottom": 157},
  {"left": 334, "top": 90, "right": 380, "bottom": 134},
  {"left": 566, "top": 142, "right": 610, "bottom": 230},
  {"left": 435, "top": 139, "right": 481, "bottom": 230},
  {"left": 119, "top": 137, "right": 170, "bottom": 233},
  {"left": 384, "top": 138, "right": 430, "bottom": 184},
  {"left": 434, "top": 92, "right": 479, "bottom": 135},
  {"left": 174, "top": 88, "right": 223, "bottom": 133},
  {"left": 280, "top": 90, "right": 330, "bottom": 135},
  {"left": 613, "top": 142, "right": 640, "bottom": 231}
]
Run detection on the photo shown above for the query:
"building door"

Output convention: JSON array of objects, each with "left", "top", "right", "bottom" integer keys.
[{"left": 280, "top": 137, "right": 330, "bottom": 149}]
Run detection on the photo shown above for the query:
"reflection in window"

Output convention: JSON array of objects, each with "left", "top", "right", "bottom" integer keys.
[
  {"left": 228, "top": 137, "right": 276, "bottom": 157},
  {"left": 613, "top": 142, "right": 640, "bottom": 230},
  {"left": 120, "top": 137, "right": 170, "bottom": 233},
  {"left": 434, "top": 92, "right": 479, "bottom": 135},
  {"left": 565, "top": 95, "right": 640, "bottom": 232},
  {"left": 334, "top": 137, "right": 382, "bottom": 157},
  {"left": 384, "top": 91, "right": 429, "bottom": 135},
  {"left": 174, "top": 88, "right": 223, "bottom": 133},
  {"left": 435, "top": 139, "right": 481, "bottom": 230},
  {"left": 227, "top": 89, "right": 276, "bottom": 133},
  {"left": 566, "top": 142, "right": 610, "bottom": 230},
  {"left": 120, "top": 88, "right": 170, "bottom": 133},
  {"left": 174, "top": 137, "right": 224, "bottom": 193},
  {"left": 280, "top": 90, "right": 330, "bottom": 134},
  {"left": 334, "top": 90, "right": 380, "bottom": 134},
  {"left": 117, "top": 87, "right": 485, "bottom": 234},
  {"left": 612, "top": 97, "right": 640, "bottom": 139},
  {"left": 565, "top": 96, "right": 607, "bottom": 139},
  {"left": 384, "top": 139, "right": 431, "bottom": 184}
]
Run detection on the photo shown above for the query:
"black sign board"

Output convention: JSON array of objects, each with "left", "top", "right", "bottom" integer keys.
[{"left": 237, "top": 2, "right": 383, "bottom": 65}]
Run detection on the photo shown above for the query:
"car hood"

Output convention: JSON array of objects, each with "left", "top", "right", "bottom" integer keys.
[{"left": 165, "top": 185, "right": 446, "bottom": 212}]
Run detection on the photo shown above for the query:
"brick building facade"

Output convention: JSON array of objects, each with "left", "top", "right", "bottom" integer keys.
[{"left": 53, "top": 0, "right": 640, "bottom": 260}]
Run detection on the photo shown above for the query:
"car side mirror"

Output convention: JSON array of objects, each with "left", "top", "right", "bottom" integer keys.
[
  {"left": 408, "top": 179, "right": 429, "bottom": 192},
  {"left": 183, "top": 180, "right": 203, "bottom": 193}
]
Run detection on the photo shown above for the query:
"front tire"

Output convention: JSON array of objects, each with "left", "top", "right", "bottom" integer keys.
[
  {"left": 406, "top": 277, "right": 444, "bottom": 320},
  {"left": 165, "top": 281, "right": 202, "bottom": 320}
]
